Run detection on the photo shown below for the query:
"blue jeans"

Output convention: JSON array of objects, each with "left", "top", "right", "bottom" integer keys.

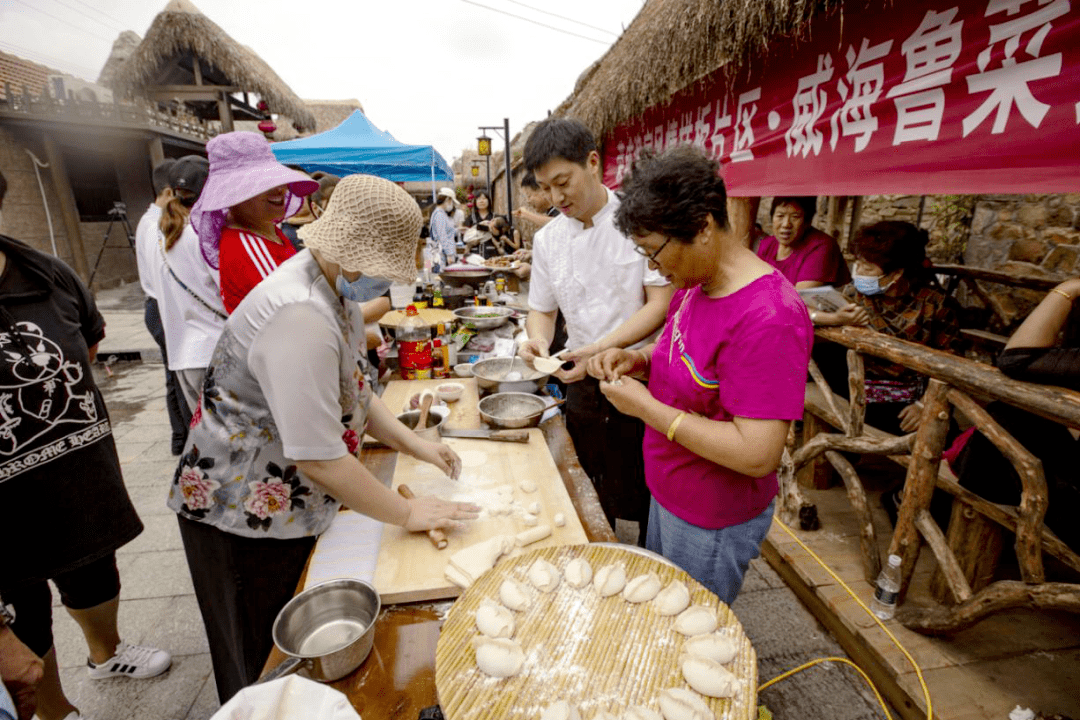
[{"left": 646, "top": 497, "right": 775, "bottom": 605}]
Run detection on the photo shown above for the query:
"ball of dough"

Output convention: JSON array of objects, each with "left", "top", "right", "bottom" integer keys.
[
  {"left": 673, "top": 605, "right": 718, "bottom": 636},
  {"left": 499, "top": 578, "right": 531, "bottom": 611},
  {"left": 657, "top": 688, "right": 712, "bottom": 720},
  {"left": 564, "top": 557, "right": 593, "bottom": 589},
  {"left": 540, "top": 701, "right": 581, "bottom": 720},
  {"left": 527, "top": 558, "right": 561, "bottom": 592},
  {"left": 522, "top": 513, "right": 539, "bottom": 527},
  {"left": 653, "top": 580, "right": 690, "bottom": 617},
  {"left": 680, "top": 654, "right": 739, "bottom": 698},
  {"left": 623, "top": 707, "right": 663, "bottom": 720},
  {"left": 472, "top": 636, "right": 524, "bottom": 678},
  {"left": 682, "top": 632, "right": 738, "bottom": 665},
  {"left": 622, "top": 572, "right": 662, "bottom": 603},
  {"left": 520, "top": 480, "right": 537, "bottom": 493},
  {"left": 593, "top": 563, "right": 627, "bottom": 598},
  {"left": 528, "top": 501, "right": 542, "bottom": 515},
  {"left": 553, "top": 512, "right": 566, "bottom": 527},
  {"left": 475, "top": 601, "right": 515, "bottom": 638}
]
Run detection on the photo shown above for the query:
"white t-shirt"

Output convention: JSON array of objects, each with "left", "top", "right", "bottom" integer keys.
[
  {"left": 528, "top": 188, "right": 668, "bottom": 351},
  {"left": 154, "top": 224, "right": 227, "bottom": 370},
  {"left": 134, "top": 204, "right": 162, "bottom": 299}
]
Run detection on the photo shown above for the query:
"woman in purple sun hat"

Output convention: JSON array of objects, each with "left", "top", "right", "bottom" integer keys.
[{"left": 189, "top": 131, "right": 318, "bottom": 314}]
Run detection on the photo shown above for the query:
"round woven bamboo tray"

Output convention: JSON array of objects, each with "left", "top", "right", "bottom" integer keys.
[{"left": 435, "top": 544, "right": 757, "bottom": 720}]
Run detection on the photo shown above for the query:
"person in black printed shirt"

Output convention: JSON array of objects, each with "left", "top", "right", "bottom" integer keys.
[{"left": 0, "top": 172, "right": 170, "bottom": 720}]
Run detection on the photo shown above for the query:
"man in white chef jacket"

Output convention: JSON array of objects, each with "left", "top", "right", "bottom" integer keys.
[{"left": 518, "top": 117, "right": 673, "bottom": 544}]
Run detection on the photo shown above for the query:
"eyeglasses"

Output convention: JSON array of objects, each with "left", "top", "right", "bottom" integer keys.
[{"left": 633, "top": 236, "right": 672, "bottom": 262}]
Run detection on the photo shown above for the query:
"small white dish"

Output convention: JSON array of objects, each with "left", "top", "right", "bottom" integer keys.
[
  {"left": 454, "top": 363, "right": 474, "bottom": 378},
  {"left": 436, "top": 382, "right": 465, "bottom": 403}
]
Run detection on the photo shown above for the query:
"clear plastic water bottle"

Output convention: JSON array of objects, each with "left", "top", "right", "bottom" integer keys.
[{"left": 870, "top": 554, "right": 903, "bottom": 620}]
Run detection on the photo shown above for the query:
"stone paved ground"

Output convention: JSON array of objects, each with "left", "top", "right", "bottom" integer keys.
[{"left": 55, "top": 282, "right": 894, "bottom": 720}]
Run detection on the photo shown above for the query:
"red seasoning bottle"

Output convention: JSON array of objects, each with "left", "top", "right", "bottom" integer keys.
[{"left": 398, "top": 305, "right": 431, "bottom": 380}]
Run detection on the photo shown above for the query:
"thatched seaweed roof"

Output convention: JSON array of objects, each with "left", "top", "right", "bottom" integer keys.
[
  {"left": 562, "top": 0, "right": 853, "bottom": 141},
  {"left": 109, "top": 0, "right": 315, "bottom": 131}
]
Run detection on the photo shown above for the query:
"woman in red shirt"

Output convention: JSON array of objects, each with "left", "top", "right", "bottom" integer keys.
[{"left": 189, "top": 132, "right": 318, "bottom": 313}]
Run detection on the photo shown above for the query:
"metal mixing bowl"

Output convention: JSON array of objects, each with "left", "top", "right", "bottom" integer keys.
[
  {"left": 452, "top": 305, "right": 514, "bottom": 331},
  {"left": 397, "top": 406, "right": 450, "bottom": 441},
  {"left": 439, "top": 268, "right": 492, "bottom": 289},
  {"left": 471, "top": 357, "right": 548, "bottom": 394},
  {"left": 478, "top": 392, "right": 549, "bottom": 429}
]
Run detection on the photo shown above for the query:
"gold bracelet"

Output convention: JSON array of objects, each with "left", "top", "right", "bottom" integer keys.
[
  {"left": 1051, "top": 287, "right": 1074, "bottom": 302},
  {"left": 666, "top": 411, "right": 687, "bottom": 442}
]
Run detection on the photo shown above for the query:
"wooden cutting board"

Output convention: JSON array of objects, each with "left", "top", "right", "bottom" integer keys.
[
  {"left": 378, "top": 378, "right": 482, "bottom": 428},
  {"left": 373, "top": 429, "right": 589, "bottom": 604}
]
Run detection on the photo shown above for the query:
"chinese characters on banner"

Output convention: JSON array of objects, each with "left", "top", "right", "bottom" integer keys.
[{"left": 602, "top": 0, "right": 1080, "bottom": 195}]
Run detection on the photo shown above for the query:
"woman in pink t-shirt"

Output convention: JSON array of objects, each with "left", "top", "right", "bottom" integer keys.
[
  {"left": 588, "top": 148, "right": 813, "bottom": 604},
  {"left": 756, "top": 196, "right": 850, "bottom": 289}
]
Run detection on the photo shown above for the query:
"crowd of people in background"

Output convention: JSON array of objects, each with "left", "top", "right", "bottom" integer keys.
[{"left": 1, "top": 115, "right": 1079, "bottom": 718}]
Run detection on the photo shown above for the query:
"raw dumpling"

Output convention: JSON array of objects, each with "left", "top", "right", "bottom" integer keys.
[
  {"left": 673, "top": 605, "right": 718, "bottom": 636},
  {"left": 653, "top": 580, "right": 690, "bottom": 616},
  {"left": 499, "top": 578, "right": 531, "bottom": 611},
  {"left": 680, "top": 654, "right": 739, "bottom": 698},
  {"left": 622, "top": 572, "right": 662, "bottom": 603},
  {"left": 564, "top": 557, "right": 593, "bottom": 589},
  {"left": 540, "top": 700, "right": 581, "bottom": 720},
  {"left": 682, "top": 633, "right": 738, "bottom": 664},
  {"left": 657, "top": 688, "right": 712, "bottom": 720},
  {"left": 475, "top": 601, "right": 515, "bottom": 638},
  {"left": 593, "top": 563, "right": 627, "bottom": 597},
  {"left": 528, "top": 558, "right": 561, "bottom": 592},
  {"left": 623, "top": 707, "right": 663, "bottom": 720},
  {"left": 472, "top": 636, "right": 524, "bottom": 678}
]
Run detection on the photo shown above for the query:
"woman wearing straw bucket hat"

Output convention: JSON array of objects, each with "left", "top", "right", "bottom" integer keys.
[
  {"left": 170, "top": 174, "right": 480, "bottom": 703},
  {"left": 189, "top": 131, "right": 320, "bottom": 314}
]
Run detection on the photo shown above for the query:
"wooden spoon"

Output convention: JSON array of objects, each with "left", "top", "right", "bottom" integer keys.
[{"left": 417, "top": 392, "right": 434, "bottom": 430}]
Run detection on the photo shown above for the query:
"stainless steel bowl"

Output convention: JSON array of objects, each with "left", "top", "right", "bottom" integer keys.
[
  {"left": 262, "top": 579, "right": 381, "bottom": 684},
  {"left": 479, "top": 392, "right": 549, "bottom": 429},
  {"left": 452, "top": 305, "right": 514, "bottom": 331},
  {"left": 471, "top": 357, "right": 548, "bottom": 394},
  {"left": 397, "top": 406, "right": 450, "bottom": 441}
]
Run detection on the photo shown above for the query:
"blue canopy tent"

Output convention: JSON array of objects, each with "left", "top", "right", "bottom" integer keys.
[{"left": 270, "top": 110, "right": 453, "bottom": 191}]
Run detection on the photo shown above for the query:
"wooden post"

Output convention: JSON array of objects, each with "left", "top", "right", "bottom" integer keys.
[
  {"left": 846, "top": 195, "right": 864, "bottom": 250},
  {"left": 218, "top": 91, "right": 234, "bottom": 132},
  {"left": 42, "top": 134, "right": 91, "bottom": 284},
  {"left": 798, "top": 411, "right": 835, "bottom": 489},
  {"left": 887, "top": 379, "right": 951, "bottom": 598},
  {"left": 916, "top": 508, "right": 973, "bottom": 604},
  {"left": 825, "top": 450, "right": 882, "bottom": 581},
  {"left": 726, "top": 196, "right": 756, "bottom": 248},
  {"left": 846, "top": 350, "right": 865, "bottom": 438},
  {"left": 930, "top": 501, "right": 1003, "bottom": 602}
]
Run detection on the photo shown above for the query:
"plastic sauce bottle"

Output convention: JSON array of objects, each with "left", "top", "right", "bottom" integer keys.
[
  {"left": 398, "top": 305, "right": 431, "bottom": 380},
  {"left": 432, "top": 339, "right": 449, "bottom": 379},
  {"left": 870, "top": 554, "right": 903, "bottom": 620}
]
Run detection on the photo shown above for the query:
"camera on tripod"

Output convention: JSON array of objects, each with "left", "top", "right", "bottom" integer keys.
[{"left": 108, "top": 201, "right": 128, "bottom": 217}]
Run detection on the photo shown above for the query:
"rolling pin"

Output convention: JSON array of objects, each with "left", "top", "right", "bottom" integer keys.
[{"left": 397, "top": 484, "right": 449, "bottom": 550}]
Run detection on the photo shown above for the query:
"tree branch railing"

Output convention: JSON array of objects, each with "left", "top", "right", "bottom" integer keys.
[{"left": 789, "top": 325, "right": 1080, "bottom": 634}]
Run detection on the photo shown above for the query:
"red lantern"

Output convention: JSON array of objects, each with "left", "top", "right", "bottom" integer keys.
[
  {"left": 258, "top": 119, "right": 277, "bottom": 135},
  {"left": 257, "top": 100, "right": 269, "bottom": 111}
]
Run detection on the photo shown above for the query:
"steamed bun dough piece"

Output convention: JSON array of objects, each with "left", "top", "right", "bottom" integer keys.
[
  {"left": 682, "top": 632, "right": 738, "bottom": 665},
  {"left": 622, "top": 572, "right": 662, "bottom": 603},
  {"left": 475, "top": 600, "right": 515, "bottom": 638},
  {"left": 564, "top": 557, "right": 593, "bottom": 589},
  {"left": 520, "top": 479, "right": 537, "bottom": 493},
  {"left": 472, "top": 636, "right": 524, "bottom": 678},
  {"left": 445, "top": 534, "right": 514, "bottom": 588},
  {"left": 499, "top": 577, "right": 531, "bottom": 611},
  {"left": 680, "top": 654, "right": 739, "bottom": 698},
  {"left": 623, "top": 707, "right": 663, "bottom": 720},
  {"left": 673, "top": 605, "right": 718, "bottom": 636},
  {"left": 540, "top": 701, "right": 581, "bottom": 720},
  {"left": 657, "top": 688, "right": 713, "bottom": 720},
  {"left": 527, "top": 558, "right": 561, "bottom": 592},
  {"left": 653, "top": 580, "right": 691, "bottom": 617},
  {"left": 593, "top": 563, "right": 627, "bottom": 597}
]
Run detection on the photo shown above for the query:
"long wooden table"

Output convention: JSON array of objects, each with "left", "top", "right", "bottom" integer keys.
[{"left": 261, "top": 413, "right": 615, "bottom": 719}]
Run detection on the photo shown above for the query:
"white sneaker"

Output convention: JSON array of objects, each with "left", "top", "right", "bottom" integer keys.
[{"left": 87, "top": 641, "right": 172, "bottom": 679}]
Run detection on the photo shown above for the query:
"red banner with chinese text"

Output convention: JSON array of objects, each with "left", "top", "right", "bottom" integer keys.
[{"left": 602, "top": 0, "right": 1080, "bottom": 196}]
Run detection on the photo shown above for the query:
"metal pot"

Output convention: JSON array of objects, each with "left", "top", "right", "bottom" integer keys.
[
  {"left": 479, "top": 392, "right": 549, "bottom": 429},
  {"left": 397, "top": 406, "right": 450, "bottom": 441},
  {"left": 261, "top": 579, "right": 381, "bottom": 684},
  {"left": 439, "top": 268, "right": 492, "bottom": 289},
  {"left": 472, "top": 357, "right": 548, "bottom": 394},
  {"left": 452, "top": 305, "right": 514, "bottom": 331}
]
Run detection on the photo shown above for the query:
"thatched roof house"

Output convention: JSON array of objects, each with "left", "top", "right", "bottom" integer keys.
[
  {"left": 108, "top": 0, "right": 315, "bottom": 132},
  {"left": 561, "top": 0, "right": 848, "bottom": 141}
]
